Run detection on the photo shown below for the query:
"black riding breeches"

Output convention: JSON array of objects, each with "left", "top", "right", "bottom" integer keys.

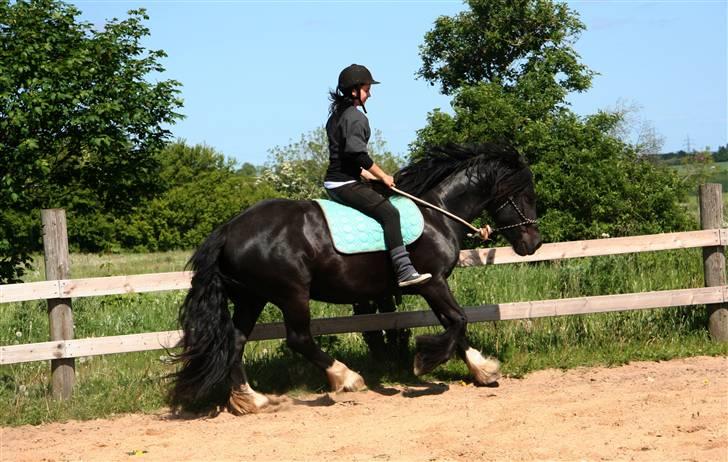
[{"left": 326, "top": 182, "right": 403, "bottom": 250}]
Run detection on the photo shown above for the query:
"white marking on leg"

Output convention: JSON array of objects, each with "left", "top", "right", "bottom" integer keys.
[
  {"left": 229, "top": 383, "right": 270, "bottom": 415},
  {"left": 326, "top": 360, "right": 366, "bottom": 392},
  {"left": 464, "top": 347, "right": 501, "bottom": 385},
  {"left": 413, "top": 353, "right": 424, "bottom": 376},
  {"left": 241, "top": 383, "right": 270, "bottom": 408}
]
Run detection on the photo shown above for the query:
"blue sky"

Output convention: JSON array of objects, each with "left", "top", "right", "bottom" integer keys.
[{"left": 71, "top": 0, "right": 727, "bottom": 166}]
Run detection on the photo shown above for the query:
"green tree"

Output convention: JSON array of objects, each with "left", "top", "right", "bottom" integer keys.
[
  {"left": 238, "top": 162, "right": 259, "bottom": 177},
  {"left": 418, "top": 0, "right": 593, "bottom": 97},
  {"left": 679, "top": 147, "right": 716, "bottom": 191},
  {"left": 0, "top": 0, "right": 182, "bottom": 281},
  {"left": 260, "top": 126, "right": 402, "bottom": 200},
  {"left": 119, "top": 141, "right": 277, "bottom": 251},
  {"left": 157, "top": 140, "right": 237, "bottom": 188},
  {"left": 713, "top": 145, "right": 728, "bottom": 163},
  {"left": 414, "top": 0, "right": 691, "bottom": 241}
]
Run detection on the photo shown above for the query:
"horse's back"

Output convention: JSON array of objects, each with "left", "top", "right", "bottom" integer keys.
[
  {"left": 216, "top": 197, "right": 398, "bottom": 303},
  {"left": 223, "top": 197, "right": 327, "bottom": 250}
]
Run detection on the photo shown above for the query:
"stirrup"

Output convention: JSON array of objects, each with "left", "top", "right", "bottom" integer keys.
[{"left": 398, "top": 272, "right": 432, "bottom": 287}]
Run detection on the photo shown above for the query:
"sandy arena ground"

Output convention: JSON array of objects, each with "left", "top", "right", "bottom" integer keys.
[{"left": 1, "top": 355, "right": 726, "bottom": 461}]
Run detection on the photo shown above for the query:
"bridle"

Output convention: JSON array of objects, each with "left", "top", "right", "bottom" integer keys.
[{"left": 489, "top": 196, "right": 538, "bottom": 234}]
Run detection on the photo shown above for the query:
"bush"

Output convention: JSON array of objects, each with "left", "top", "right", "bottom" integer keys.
[
  {"left": 120, "top": 171, "right": 277, "bottom": 251},
  {"left": 412, "top": 85, "right": 692, "bottom": 242}
]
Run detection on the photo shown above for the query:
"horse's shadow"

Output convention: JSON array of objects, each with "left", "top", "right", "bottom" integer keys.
[
  {"left": 399, "top": 382, "right": 450, "bottom": 398},
  {"left": 163, "top": 330, "right": 498, "bottom": 419},
  {"left": 288, "top": 380, "right": 450, "bottom": 410},
  {"left": 281, "top": 342, "right": 455, "bottom": 407}
]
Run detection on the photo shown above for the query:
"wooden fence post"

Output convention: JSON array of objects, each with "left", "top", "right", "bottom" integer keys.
[
  {"left": 699, "top": 184, "right": 728, "bottom": 342},
  {"left": 41, "top": 209, "right": 75, "bottom": 399}
]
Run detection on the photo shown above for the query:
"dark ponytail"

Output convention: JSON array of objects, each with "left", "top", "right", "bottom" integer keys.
[{"left": 328, "top": 87, "right": 355, "bottom": 116}]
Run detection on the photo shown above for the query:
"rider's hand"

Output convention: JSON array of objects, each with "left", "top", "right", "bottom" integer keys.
[
  {"left": 382, "top": 175, "right": 395, "bottom": 188},
  {"left": 479, "top": 225, "right": 492, "bottom": 240}
]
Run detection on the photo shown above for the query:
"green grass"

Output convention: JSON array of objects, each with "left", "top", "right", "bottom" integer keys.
[
  {"left": 21, "top": 250, "right": 193, "bottom": 281},
  {"left": 666, "top": 161, "right": 728, "bottom": 224},
  {"left": 671, "top": 161, "right": 728, "bottom": 198},
  {"left": 2, "top": 250, "right": 727, "bottom": 426}
]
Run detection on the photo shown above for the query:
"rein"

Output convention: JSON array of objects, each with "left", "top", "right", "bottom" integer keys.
[
  {"left": 390, "top": 187, "right": 537, "bottom": 240},
  {"left": 390, "top": 186, "right": 484, "bottom": 238}
]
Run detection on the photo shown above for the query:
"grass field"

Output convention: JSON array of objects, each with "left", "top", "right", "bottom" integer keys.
[
  {"left": 2, "top": 248, "right": 727, "bottom": 426},
  {"left": 671, "top": 161, "right": 728, "bottom": 197}
]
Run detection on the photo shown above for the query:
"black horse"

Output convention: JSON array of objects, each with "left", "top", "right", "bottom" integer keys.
[{"left": 169, "top": 142, "right": 542, "bottom": 414}]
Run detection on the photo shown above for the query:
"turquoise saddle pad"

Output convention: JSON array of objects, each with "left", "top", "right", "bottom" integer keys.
[{"left": 315, "top": 196, "right": 424, "bottom": 254}]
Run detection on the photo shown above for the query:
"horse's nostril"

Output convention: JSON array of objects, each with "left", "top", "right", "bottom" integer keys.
[{"left": 528, "top": 239, "right": 543, "bottom": 255}]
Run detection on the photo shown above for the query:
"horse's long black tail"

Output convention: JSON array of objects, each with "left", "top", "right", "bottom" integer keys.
[{"left": 168, "top": 224, "right": 236, "bottom": 412}]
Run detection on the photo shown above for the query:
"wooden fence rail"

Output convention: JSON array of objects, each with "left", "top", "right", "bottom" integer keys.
[
  {"left": 1, "top": 229, "right": 725, "bottom": 305},
  {"left": 2, "top": 285, "right": 725, "bottom": 365},
  {"left": 2, "top": 184, "right": 727, "bottom": 400}
]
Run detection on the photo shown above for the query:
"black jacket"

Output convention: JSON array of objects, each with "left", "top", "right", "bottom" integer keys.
[{"left": 324, "top": 106, "right": 374, "bottom": 182}]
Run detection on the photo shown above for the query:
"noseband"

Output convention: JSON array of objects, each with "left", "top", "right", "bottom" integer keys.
[{"left": 490, "top": 196, "right": 538, "bottom": 234}]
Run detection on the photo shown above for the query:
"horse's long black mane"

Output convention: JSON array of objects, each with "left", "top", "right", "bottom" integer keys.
[{"left": 394, "top": 142, "right": 527, "bottom": 197}]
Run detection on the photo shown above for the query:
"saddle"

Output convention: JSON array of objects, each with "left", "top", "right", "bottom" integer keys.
[{"left": 314, "top": 196, "right": 424, "bottom": 254}]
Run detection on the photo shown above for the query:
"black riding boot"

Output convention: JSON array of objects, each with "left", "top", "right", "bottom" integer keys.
[{"left": 390, "top": 245, "right": 432, "bottom": 287}]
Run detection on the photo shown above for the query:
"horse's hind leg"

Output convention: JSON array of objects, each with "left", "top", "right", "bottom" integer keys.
[
  {"left": 282, "top": 292, "right": 366, "bottom": 392},
  {"left": 226, "top": 292, "right": 274, "bottom": 414},
  {"left": 355, "top": 297, "right": 410, "bottom": 362},
  {"left": 353, "top": 300, "right": 387, "bottom": 360},
  {"left": 379, "top": 296, "right": 411, "bottom": 363}
]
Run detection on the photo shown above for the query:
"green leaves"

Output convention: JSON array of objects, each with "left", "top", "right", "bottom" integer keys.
[
  {"left": 114, "top": 142, "right": 277, "bottom": 252},
  {"left": 0, "top": 0, "right": 182, "bottom": 282},
  {"left": 1, "top": 0, "right": 182, "bottom": 207},
  {"left": 418, "top": 0, "right": 594, "bottom": 96},
  {"left": 414, "top": 1, "right": 691, "bottom": 243}
]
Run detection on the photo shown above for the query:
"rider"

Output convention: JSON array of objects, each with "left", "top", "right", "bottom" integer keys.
[{"left": 324, "top": 64, "right": 432, "bottom": 288}]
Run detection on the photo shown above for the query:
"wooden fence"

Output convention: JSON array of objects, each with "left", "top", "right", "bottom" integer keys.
[{"left": 2, "top": 184, "right": 727, "bottom": 400}]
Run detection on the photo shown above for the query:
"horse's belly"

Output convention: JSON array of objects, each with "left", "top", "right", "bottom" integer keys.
[{"left": 309, "top": 275, "right": 392, "bottom": 304}]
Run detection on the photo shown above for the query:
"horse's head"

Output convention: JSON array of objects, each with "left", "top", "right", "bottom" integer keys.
[
  {"left": 487, "top": 165, "right": 542, "bottom": 256},
  {"left": 395, "top": 142, "right": 543, "bottom": 256}
]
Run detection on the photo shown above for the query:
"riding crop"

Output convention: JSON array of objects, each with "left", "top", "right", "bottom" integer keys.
[{"left": 389, "top": 186, "right": 492, "bottom": 240}]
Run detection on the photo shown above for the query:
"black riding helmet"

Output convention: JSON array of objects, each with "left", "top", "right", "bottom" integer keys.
[
  {"left": 337, "top": 64, "right": 380, "bottom": 113},
  {"left": 337, "top": 64, "right": 380, "bottom": 93}
]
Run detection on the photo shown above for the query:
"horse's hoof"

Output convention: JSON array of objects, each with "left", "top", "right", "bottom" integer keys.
[
  {"left": 340, "top": 372, "right": 366, "bottom": 392},
  {"left": 327, "top": 360, "right": 367, "bottom": 392},
  {"left": 465, "top": 348, "right": 501, "bottom": 385},
  {"left": 413, "top": 351, "right": 442, "bottom": 377},
  {"left": 473, "top": 367, "right": 501, "bottom": 385},
  {"left": 228, "top": 384, "right": 274, "bottom": 415}
]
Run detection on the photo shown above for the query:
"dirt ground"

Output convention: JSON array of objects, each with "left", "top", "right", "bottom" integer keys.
[{"left": 2, "top": 356, "right": 726, "bottom": 462}]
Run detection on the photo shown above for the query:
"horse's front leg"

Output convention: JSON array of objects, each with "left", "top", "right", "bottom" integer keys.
[{"left": 416, "top": 277, "right": 501, "bottom": 385}]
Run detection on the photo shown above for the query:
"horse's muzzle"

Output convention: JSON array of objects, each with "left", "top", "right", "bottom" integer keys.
[{"left": 514, "top": 228, "right": 542, "bottom": 256}]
